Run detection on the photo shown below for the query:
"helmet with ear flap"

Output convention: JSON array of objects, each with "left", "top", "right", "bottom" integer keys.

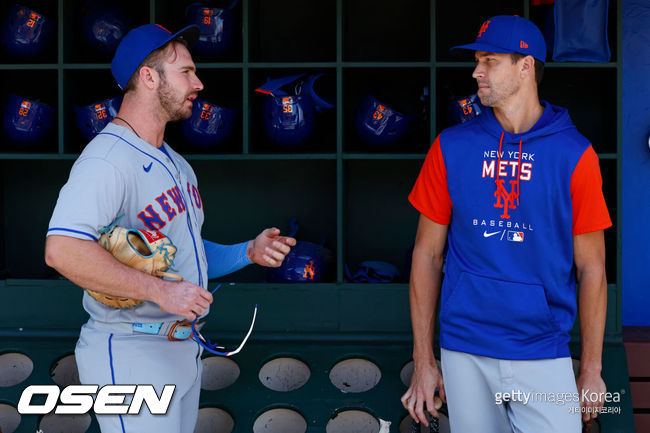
[
  {"left": 74, "top": 96, "right": 123, "bottom": 142},
  {"left": 355, "top": 94, "right": 415, "bottom": 148},
  {"left": 267, "top": 219, "right": 333, "bottom": 283},
  {"left": 446, "top": 93, "right": 483, "bottom": 126},
  {"left": 4, "top": 94, "right": 55, "bottom": 146},
  {"left": 1, "top": 4, "right": 54, "bottom": 58},
  {"left": 255, "top": 73, "right": 334, "bottom": 149},
  {"left": 185, "top": 0, "right": 239, "bottom": 58},
  {"left": 181, "top": 98, "right": 237, "bottom": 149},
  {"left": 79, "top": 0, "right": 131, "bottom": 57}
]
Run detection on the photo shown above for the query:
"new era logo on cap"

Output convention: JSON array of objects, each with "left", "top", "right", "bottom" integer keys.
[{"left": 452, "top": 15, "right": 546, "bottom": 64}]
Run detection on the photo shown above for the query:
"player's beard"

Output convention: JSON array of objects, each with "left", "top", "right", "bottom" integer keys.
[
  {"left": 158, "top": 77, "right": 194, "bottom": 122},
  {"left": 477, "top": 77, "right": 520, "bottom": 108}
]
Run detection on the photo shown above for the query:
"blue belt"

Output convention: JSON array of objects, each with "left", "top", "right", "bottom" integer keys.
[{"left": 132, "top": 320, "right": 204, "bottom": 341}]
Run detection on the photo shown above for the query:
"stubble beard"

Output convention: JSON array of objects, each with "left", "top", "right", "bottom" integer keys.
[
  {"left": 478, "top": 78, "right": 520, "bottom": 108},
  {"left": 158, "top": 77, "right": 193, "bottom": 122}
]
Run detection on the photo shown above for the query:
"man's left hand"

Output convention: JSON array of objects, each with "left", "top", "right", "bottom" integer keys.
[
  {"left": 576, "top": 370, "right": 606, "bottom": 423},
  {"left": 247, "top": 228, "right": 296, "bottom": 267}
]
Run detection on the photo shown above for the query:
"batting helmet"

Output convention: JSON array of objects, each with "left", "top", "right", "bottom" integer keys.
[
  {"left": 186, "top": 1, "right": 238, "bottom": 58},
  {"left": 446, "top": 93, "right": 483, "bottom": 126},
  {"left": 355, "top": 94, "right": 414, "bottom": 148},
  {"left": 1, "top": 5, "right": 54, "bottom": 58},
  {"left": 79, "top": 1, "right": 131, "bottom": 57},
  {"left": 74, "top": 96, "right": 122, "bottom": 142},
  {"left": 181, "top": 98, "right": 237, "bottom": 149},
  {"left": 267, "top": 218, "right": 333, "bottom": 283},
  {"left": 267, "top": 241, "right": 332, "bottom": 283},
  {"left": 256, "top": 73, "right": 334, "bottom": 148},
  {"left": 3, "top": 94, "right": 55, "bottom": 145}
]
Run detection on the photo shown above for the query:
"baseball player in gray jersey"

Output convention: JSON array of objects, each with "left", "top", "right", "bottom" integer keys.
[{"left": 45, "top": 24, "right": 296, "bottom": 433}]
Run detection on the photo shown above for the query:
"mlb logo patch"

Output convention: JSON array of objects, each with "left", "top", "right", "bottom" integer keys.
[{"left": 507, "top": 231, "right": 524, "bottom": 242}]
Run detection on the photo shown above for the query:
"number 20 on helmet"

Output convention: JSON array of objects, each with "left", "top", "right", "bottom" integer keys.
[{"left": 1, "top": 4, "right": 54, "bottom": 58}]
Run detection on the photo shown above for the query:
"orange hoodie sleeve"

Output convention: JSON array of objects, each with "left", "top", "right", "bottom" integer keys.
[
  {"left": 408, "top": 135, "right": 452, "bottom": 225},
  {"left": 570, "top": 146, "right": 612, "bottom": 235}
]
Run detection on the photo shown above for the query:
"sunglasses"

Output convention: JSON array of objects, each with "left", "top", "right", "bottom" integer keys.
[{"left": 191, "top": 284, "right": 258, "bottom": 356}]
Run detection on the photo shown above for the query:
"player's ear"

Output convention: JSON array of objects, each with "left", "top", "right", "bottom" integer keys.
[
  {"left": 138, "top": 65, "right": 158, "bottom": 91},
  {"left": 520, "top": 55, "right": 535, "bottom": 80}
]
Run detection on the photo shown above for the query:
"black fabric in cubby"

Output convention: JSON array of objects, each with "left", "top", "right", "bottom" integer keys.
[
  {"left": 193, "top": 159, "right": 337, "bottom": 283},
  {"left": 344, "top": 160, "right": 422, "bottom": 281},
  {"left": 343, "top": 0, "right": 430, "bottom": 61},
  {"left": 2, "top": 160, "right": 73, "bottom": 278},
  {"left": 249, "top": 0, "right": 336, "bottom": 62},
  {"left": 540, "top": 68, "right": 617, "bottom": 154}
]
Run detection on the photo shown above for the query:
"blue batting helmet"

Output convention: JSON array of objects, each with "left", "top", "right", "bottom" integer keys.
[
  {"left": 181, "top": 98, "right": 237, "bottom": 149},
  {"left": 267, "top": 241, "right": 332, "bottom": 283},
  {"left": 356, "top": 94, "right": 414, "bottom": 147},
  {"left": 446, "top": 93, "right": 483, "bottom": 125},
  {"left": 80, "top": 1, "right": 131, "bottom": 57},
  {"left": 186, "top": 1, "right": 237, "bottom": 58},
  {"left": 3, "top": 94, "right": 55, "bottom": 145},
  {"left": 256, "top": 73, "right": 334, "bottom": 148},
  {"left": 1, "top": 5, "right": 54, "bottom": 58},
  {"left": 74, "top": 96, "right": 122, "bottom": 142}
]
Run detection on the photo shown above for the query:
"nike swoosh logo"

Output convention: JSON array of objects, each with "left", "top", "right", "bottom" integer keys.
[
  {"left": 143, "top": 163, "right": 153, "bottom": 173},
  {"left": 483, "top": 230, "right": 501, "bottom": 238}
]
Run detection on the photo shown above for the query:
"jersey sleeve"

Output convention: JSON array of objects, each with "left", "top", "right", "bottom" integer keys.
[
  {"left": 408, "top": 135, "right": 453, "bottom": 224},
  {"left": 570, "top": 146, "right": 612, "bottom": 235},
  {"left": 47, "top": 157, "right": 126, "bottom": 241}
]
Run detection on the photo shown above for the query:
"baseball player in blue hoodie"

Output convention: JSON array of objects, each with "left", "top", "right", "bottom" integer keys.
[
  {"left": 45, "top": 24, "right": 296, "bottom": 433},
  {"left": 401, "top": 16, "right": 611, "bottom": 432}
]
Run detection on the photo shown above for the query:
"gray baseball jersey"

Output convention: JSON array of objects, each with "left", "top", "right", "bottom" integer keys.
[{"left": 48, "top": 122, "right": 208, "bottom": 323}]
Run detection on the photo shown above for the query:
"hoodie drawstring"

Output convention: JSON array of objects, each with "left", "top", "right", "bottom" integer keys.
[{"left": 495, "top": 131, "right": 505, "bottom": 184}]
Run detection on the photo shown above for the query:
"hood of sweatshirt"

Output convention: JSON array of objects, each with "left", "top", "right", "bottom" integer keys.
[{"left": 477, "top": 100, "right": 576, "bottom": 143}]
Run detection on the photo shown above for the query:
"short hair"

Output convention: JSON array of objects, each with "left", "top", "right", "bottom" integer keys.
[
  {"left": 510, "top": 52, "right": 544, "bottom": 86},
  {"left": 123, "top": 38, "right": 188, "bottom": 93}
]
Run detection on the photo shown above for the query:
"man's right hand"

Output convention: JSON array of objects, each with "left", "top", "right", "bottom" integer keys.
[
  {"left": 401, "top": 359, "right": 446, "bottom": 427},
  {"left": 154, "top": 280, "right": 213, "bottom": 321}
]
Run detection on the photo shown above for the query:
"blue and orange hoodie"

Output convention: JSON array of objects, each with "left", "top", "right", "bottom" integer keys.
[{"left": 409, "top": 101, "right": 611, "bottom": 360}]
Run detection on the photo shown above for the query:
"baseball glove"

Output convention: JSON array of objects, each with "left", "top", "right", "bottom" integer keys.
[{"left": 86, "top": 226, "right": 182, "bottom": 308}]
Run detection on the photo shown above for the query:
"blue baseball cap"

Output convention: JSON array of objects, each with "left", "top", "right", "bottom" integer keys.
[
  {"left": 451, "top": 15, "right": 546, "bottom": 64},
  {"left": 111, "top": 24, "right": 200, "bottom": 90}
]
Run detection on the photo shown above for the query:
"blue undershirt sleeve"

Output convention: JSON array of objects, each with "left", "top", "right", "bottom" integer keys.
[{"left": 202, "top": 239, "right": 253, "bottom": 279}]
